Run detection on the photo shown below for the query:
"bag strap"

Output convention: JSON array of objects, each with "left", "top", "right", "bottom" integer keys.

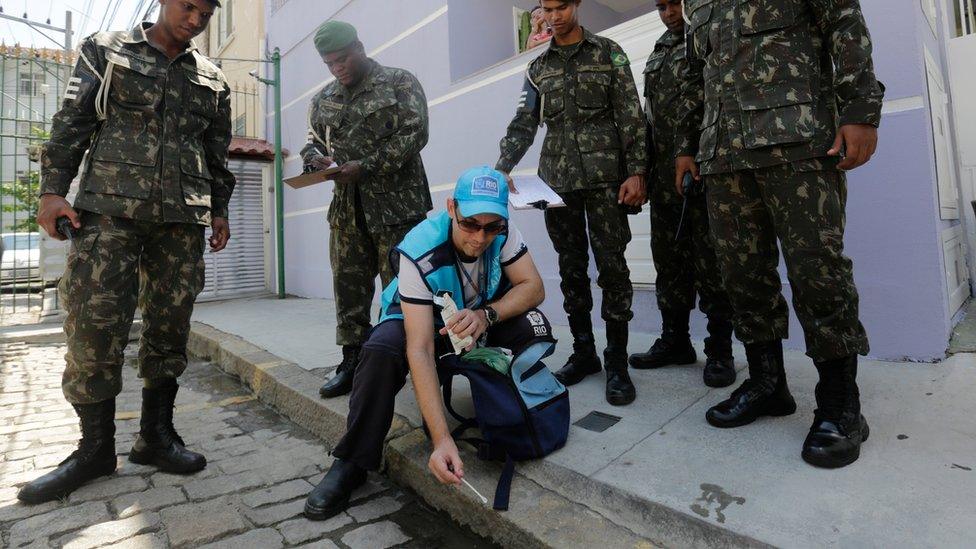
[
  {"left": 441, "top": 369, "right": 483, "bottom": 445},
  {"left": 441, "top": 372, "right": 474, "bottom": 426},
  {"left": 492, "top": 454, "right": 516, "bottom": 511}
]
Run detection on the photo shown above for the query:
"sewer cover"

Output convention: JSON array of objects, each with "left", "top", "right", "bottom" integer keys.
[{"left": 573, "top": 411, "right": 621, "bottom": 433}]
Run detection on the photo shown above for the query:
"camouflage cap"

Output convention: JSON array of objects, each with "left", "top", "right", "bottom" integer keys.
[
  {"left": 314, "top": 21, "right": 358, "bottom": 56},
  {"left": 205, "top": 0, "right": 222, "bottom": 6}
]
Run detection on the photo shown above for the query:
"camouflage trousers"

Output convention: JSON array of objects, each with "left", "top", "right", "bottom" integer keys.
[
  {"left": 704, "top": 160, "right": 869, "bottom": 362},
  {"left": 650, "top": 197, "right": 731, "bottom": 317},
  {"left": 331, "top": 208, "right": 417, "bottom": 347},
  {"left": 60, "top": 212, "right": 206, "bottom": 404},
  {"left": 544, "top": 186, "right": 634, "bottom": 323}
]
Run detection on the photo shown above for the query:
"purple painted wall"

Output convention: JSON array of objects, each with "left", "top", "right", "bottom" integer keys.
[{"left": 268, "top": 0, "right": 959, "bottom": 361}]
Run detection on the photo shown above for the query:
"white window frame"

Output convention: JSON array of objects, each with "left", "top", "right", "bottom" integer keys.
[
  {"left": 955, "top": 0, "right": 976, "bottom": 37},
  {"left": 214, "top": 0, "right": 235, "bottom": 51},
  {"left": 18, "top": 72, "right": 45, "bottom": 97},
  {"left": 921, "top": 0, "right": 938, "bottom": 35}
]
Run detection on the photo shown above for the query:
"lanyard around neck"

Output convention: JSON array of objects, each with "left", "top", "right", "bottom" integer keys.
[{"left": 455, "top": 251, "right": 487, "bottom": 306}]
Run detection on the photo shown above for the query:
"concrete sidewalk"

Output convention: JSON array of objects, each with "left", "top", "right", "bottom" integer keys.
[{"left": 191, "top": 296, "right": 976, "bottom": 548}]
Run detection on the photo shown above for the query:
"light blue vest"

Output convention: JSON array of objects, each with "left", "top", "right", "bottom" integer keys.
[{"left": 379, "top": 211, "right": 509, "bottom": 324}]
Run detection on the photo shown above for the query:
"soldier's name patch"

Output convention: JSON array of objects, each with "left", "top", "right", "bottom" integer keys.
[
  {"left": 612, "top": 53, "right": 629, "bottom": 67},
  {"left": 471, "top": 176, "right": 500, "bottom": 198}
]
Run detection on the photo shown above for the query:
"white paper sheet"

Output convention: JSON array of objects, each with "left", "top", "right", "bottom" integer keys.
[{"left": 508, "top": 177, "right": 565, "bottom": 210}]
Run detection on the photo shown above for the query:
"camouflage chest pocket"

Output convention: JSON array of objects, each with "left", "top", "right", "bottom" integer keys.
[
  {"left": 316, "top": 102, "right": 345, "bottom": 132},
  {"left": 91, "top": 49, "right": 163, "bottom": 171},
  {"left": 536, "top": 73, "right": 565, "bottom": 124},
  {"left": 643, "top": 51, "right": 666, "bottom": 99},
  {"left": 104, "top": 49, "right": 162, "bottom": 107},
  {"left": 182, "top": 63, "right": 223, "bottom": 125},
  {"left": 178, "top": 64, "right": 223, "bottom": 208},
  {"left": 737, "top": 0, "right": 798, "bottom": 35},
  {"left": 364, "top": 92, "right": 399, "bottom": 139},
  {"left": 686, "top": 0, "right": 714, "bottom": 60},
  {"left": 735, "top": 0, "right": 814, "bottom": 149},
  {"left": 576, "top": 69, "right": 612, "bottom": 110}
]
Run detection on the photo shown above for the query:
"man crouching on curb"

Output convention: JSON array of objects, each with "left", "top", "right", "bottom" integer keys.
[{"left": 305, "top": 166, "right": 550, "bottom": 519}]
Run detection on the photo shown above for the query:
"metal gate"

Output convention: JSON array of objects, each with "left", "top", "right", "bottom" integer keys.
[
  {"left": 198, "top": 157, "right": 271, "bottom": 301},
  {"left": 0, "top": 47, "right": 73, "bottom": 324}
]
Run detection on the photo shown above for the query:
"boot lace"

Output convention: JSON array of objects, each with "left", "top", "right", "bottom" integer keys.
[{"left": 157, "top": 402, "right": 186, "bottom": 448}]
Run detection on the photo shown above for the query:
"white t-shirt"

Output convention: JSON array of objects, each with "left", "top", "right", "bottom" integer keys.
[{"left": 397, "top": 225, "right": 528, "bottom": 307}]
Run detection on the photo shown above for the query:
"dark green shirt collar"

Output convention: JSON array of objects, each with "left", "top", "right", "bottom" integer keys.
[
  {"left": 123, "top": 22, "right": 199, "bottom": 56},
  {"left": 657, "top": 28, "right": 684, "bottom": 47},
  {"left": 337, "top": 58, "right": 385, "bottom": 98}
]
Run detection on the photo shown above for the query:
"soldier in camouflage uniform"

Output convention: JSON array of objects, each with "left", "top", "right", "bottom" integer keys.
[
  {"left": 496, "top": 0, "right": 647, "bottom": 406},
  {"left": 19, "top": 0, "right": 233, "bottom": 504},
  {"left": 679, "top": 0, "right": 884, "bottom": 468},
  {"left": 627, "top": 0, "right": 736, "bottom": 389},
  {"left": 302, "top": 21, "right": 433, "bottom": 399}
]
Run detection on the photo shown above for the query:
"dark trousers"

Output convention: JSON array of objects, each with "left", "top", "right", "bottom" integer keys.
[
  {"left": 704, "top": 161, "right": 869, "bottom": 361},
  {"left": 61, "top": 212, "right": 205, "bottom": 404},
  {"left": 649, "top": 198, "right": 731, "bottom": 318},
  {"left": 330, "top": 192, "right": 416, "bottom": 347},
  {"left": 544, "top": 186, "right": 634, "bottom": 323},
  {"left": 332, "top": 309, "right": 554, "bottom": 471}
]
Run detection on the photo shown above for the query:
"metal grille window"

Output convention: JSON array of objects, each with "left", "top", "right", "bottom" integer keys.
[
  {"left": 957, "top": 0, "right": 976, "bottom": 37},
  {"left": 18, "top": 72, "right": 45, "bottom": 96},
  {"left": 198, "top": 159, "right": 270, "bottom": 301}
]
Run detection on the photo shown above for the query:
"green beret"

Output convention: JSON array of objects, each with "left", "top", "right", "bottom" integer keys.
[{"left": 314, "top": 21, "right": 358, "bottom": 56}]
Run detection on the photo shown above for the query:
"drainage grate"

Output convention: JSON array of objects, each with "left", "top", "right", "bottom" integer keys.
[{"left": 573, "top": 411, "right": 621, "bottom": 433}]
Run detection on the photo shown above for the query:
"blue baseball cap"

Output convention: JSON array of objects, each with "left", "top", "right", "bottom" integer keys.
[{"left": 453, "top": 166, "right": 510, "bottom": 220}]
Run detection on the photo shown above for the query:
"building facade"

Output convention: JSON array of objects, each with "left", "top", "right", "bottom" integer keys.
[
  {"left": 264, "top": 0, "right": 976, "bottom": 362},
  {"left": 196, "top": 0, "right": 277, "bottom": 301}
]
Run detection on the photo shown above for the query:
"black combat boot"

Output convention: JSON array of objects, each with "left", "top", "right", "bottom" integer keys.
[
  {"left": 702, "top": 315, "right": 736, "bottom": 388},
  {"left": 17, "top": 400, "right": 117, "bottom": 504},
  {"left": 128, "top": 379, "right": 207, "bottom": 474},
  {"left": 802, "top": 355, "right": 869, "bottom": 468},
  {"left": 604, "top": 321, "right": 636, "bottom": 406},
  {"left": 320, "top": 345, "right": 361, "bottom": 398},
  {"left": 628, "top": 309, "right": 697, "bottom": 369},
  {"left": 554, "top": 315, "right": 602, "bottom": 386},
  {"left": 706, "top": 340, "right": 796, "bottom": 428},
  {"left": 305, "top": 458, "right": 367, "bottom": 520}
]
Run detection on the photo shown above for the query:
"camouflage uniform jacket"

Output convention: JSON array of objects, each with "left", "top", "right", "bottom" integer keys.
[
  {"left": 644, "top": 28, "right": 703, "bottom": 204},
  {"left": 40, "top": 23, "right": 235, "bottom": 225},
  {"left": 496, "top": 29, "right": 647, "bottom": 192},
  {"left": 301, "top": 59, "right": 432, "bottom": 231},
  {"left": 679, "top": 0, "right": 885, "bottom": 175}
]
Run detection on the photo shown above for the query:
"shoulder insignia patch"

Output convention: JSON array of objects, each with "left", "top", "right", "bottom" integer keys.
[{"left": 612, "top": 52, "right": 629, "bottom": 67}]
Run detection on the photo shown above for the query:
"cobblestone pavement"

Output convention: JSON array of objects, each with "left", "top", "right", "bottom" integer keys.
[{"left": 0, "top": 340, "right": 500, "bottom": 549}]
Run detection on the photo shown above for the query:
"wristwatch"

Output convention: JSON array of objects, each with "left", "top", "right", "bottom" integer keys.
[{"left": 483, "top": 306, "right": 499, "bottom": 327}]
